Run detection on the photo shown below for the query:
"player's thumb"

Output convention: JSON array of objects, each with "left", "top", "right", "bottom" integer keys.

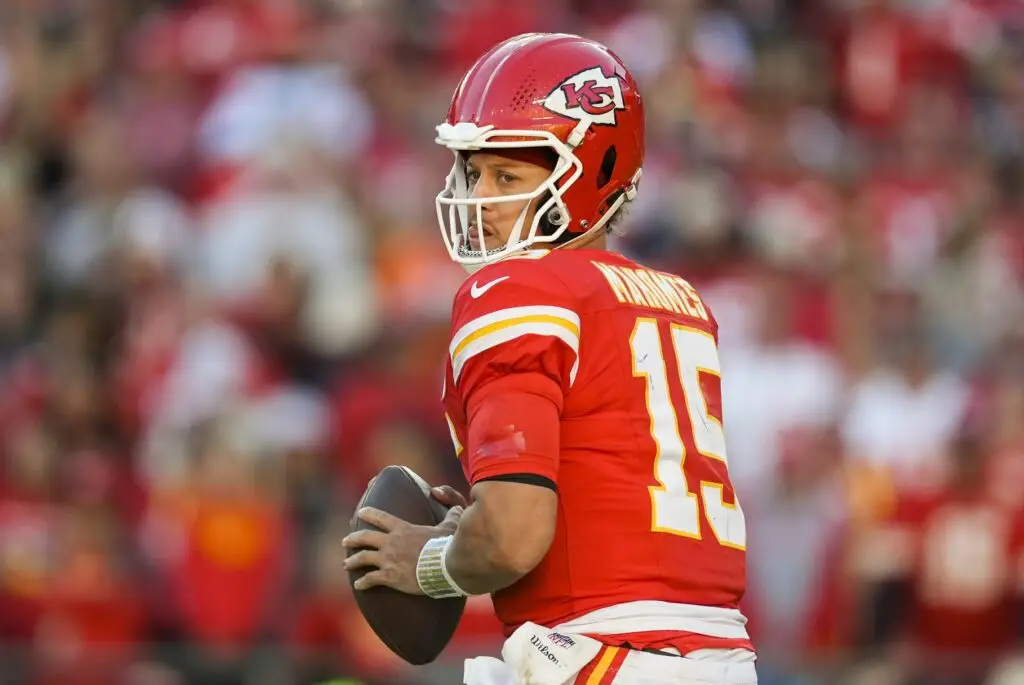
[
  {"left": 431, "top": 485, "right": 468, "bottom": 509},
  {"left": 439, "top": 504, "right": 463, "bottom": 533}
]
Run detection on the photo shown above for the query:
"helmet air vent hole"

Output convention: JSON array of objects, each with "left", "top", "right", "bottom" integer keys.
[{"left": 597, "top": 146, "right": 617, "bottom": 188}]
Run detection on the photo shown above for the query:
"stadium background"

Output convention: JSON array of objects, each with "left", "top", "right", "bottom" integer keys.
[{"left": 1, "top": 0, "right": 1024, "bottom": 683}]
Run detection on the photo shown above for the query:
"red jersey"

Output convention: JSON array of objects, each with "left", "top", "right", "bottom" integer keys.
[
  {"left": 442, "top": 248, "right": 750, "bottom": 652},
  {"left": 884, "top": 485, "right": 1024, "bottom": 656}
]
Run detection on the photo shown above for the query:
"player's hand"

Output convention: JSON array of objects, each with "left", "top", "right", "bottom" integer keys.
[
  {"left": 430, "top": 485, "right": 469, "bottom": 509},
  {"left": 342, "top": 505, "right": 463, "bottom": 595}
]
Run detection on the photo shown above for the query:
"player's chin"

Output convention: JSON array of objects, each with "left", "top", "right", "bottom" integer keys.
[
  {"left": 459, "top": 239, "right": 500, "bottom": 258},
  {"left": 466, "top": 233, "right": 494, "bottom": 250}
]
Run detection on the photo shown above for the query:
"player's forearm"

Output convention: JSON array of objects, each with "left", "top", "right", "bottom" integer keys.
[
  {"left": 443, "top": 501, "right": 530, "bottom": 594},
  {"left": 416, "top": 480, "right": 556, "bottom": 598}
]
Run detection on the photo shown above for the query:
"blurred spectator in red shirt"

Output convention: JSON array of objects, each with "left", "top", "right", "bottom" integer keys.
[
  {"left": 31, "top": 507, "right": 146, "bottom": 685},
  {"left": 142, "top": 425, "right": 292, "bottom": 658},
  {"left": 855, "top": 426, "right": 1024, "bottom": 684}
]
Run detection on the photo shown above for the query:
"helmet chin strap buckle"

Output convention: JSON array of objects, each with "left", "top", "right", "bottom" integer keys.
[
  {"left": 624, "top": 168, "right": 643, "bottom": 201},
  {"left": 567, "top": 119, "right": 591, "bottom": 148}
]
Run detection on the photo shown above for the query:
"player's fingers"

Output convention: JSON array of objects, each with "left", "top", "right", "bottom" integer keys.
[
  {"left": 352, "top": 569, "right": 388, "bottom": 591},
  {"left": 357, "top": 507, "right": 402, "bottom": 532},
  {"left": 431, "top": 485, "right": 468, "bottom": 509},
  {"left": 343, "top": 549, "right": 380, "bottom": 571},
  {"left": 438, "top": 506, "right": 463, "bottom": 533},
  {"left": 341, "top": 529, "right": 387, "bottom": 550}
]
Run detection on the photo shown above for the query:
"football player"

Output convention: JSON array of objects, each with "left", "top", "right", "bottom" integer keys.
[{"left": 343, "top": 33, "right": 757, "bottom": 684}]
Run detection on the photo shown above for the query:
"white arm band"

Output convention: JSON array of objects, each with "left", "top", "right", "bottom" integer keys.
[{"left": 416, "top": 535, "right": 472, "bottom": 599}]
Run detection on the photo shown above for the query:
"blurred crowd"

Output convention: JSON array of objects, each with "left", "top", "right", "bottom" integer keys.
[{"left": 1, "top": 0, "right": 1024, "bottom": 684}]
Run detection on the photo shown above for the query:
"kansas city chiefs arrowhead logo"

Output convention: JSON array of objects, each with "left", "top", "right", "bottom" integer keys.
[{"left": 542, "top": 66, "right": 625, "bottom": 126}]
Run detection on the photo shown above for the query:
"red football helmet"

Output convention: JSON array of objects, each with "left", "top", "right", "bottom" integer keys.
[{"left": 435, "top": 33, "right": 645, "bottom": 269}]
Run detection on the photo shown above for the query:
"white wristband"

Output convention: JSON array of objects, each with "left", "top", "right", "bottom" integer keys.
[{"left": 416, "top": 535, "right": 471, "bottom": 599}]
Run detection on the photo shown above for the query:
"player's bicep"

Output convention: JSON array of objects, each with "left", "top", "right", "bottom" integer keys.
[
  {"left": 449, "top": 269, "right": 577, "bottom": 485},
  {"left": 465, "top": 382, "right": 561, "bottom": 485}
]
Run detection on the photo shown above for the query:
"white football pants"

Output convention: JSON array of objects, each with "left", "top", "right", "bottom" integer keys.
[{"left": 463, "top": 621, "right": 758, "bottom": 685}]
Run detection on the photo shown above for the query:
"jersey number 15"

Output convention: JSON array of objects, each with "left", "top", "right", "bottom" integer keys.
[{"left": 630, "top": 318, "right": 746, "bottom": 550}]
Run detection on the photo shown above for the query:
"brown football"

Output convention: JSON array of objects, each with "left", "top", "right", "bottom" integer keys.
[{"left": 347, "top": 465, "right": 467, "bottom": 665}]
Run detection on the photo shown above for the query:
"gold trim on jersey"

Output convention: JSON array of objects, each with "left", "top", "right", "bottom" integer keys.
[
  {"left": 444, "top": 413, "right": 463, "bottom": 457},
  {"left": 450, "top": 305, "right": 580, "bottom": 386}
]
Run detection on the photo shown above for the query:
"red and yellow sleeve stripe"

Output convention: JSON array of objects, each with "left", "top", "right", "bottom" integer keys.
[{"left": 450, "top": 305, "right": 580, "bottom": 386}]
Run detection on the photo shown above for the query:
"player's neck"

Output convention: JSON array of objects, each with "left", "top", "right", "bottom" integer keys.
[
  {"left": 586, "top": 232, "right": 608, "bottom": 250},
  {"left": 557, "top": 228, "right": 608, "bottom": 253}
]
